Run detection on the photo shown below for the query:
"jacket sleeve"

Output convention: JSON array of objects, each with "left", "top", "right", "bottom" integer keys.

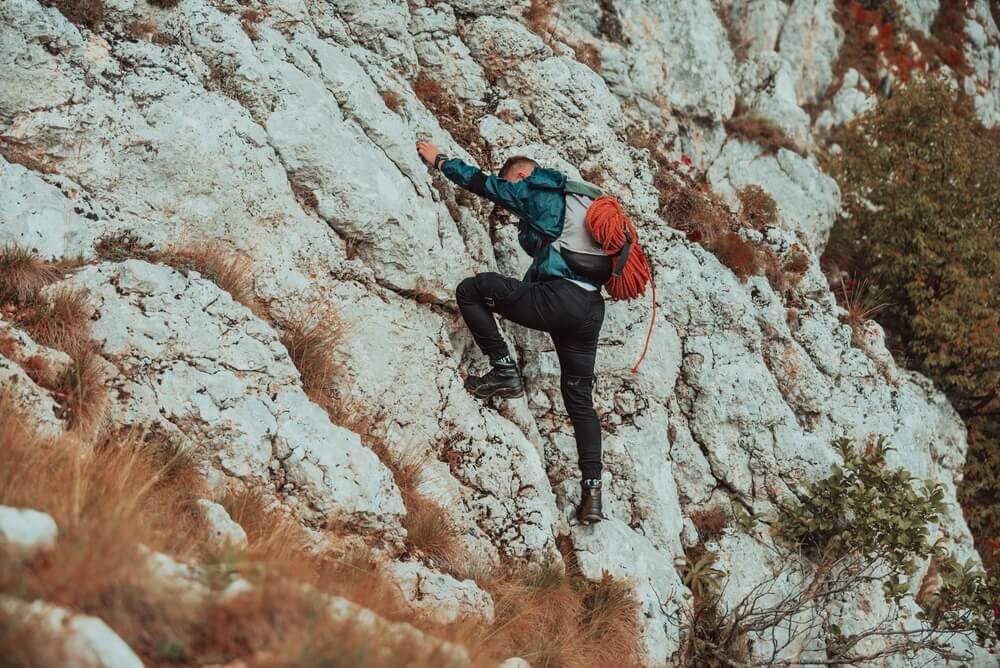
[
  {"left": 517, "top": 222, "right": 543, "bottom": 256},
  {"left": 439, "top": 158, "right": 529, "bottom": 218}
]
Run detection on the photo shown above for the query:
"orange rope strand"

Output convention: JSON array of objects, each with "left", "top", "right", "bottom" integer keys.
[
  {"left": 585, "top": 196, "right": 656, "bottom": 372},
  {"left": 631, "top": 280, "right": 655, "bottom": 374}
]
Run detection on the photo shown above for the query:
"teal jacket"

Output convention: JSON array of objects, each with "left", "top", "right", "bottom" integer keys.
[{"left": 440, "top": 158, "right": 602, "bottom": 287}]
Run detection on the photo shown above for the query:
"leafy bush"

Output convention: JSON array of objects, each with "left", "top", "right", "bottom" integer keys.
[
  {"left": 671, "top": 437, "right": 997, "bottom": 664},
  {"left": 919, "top": 556, "right": 1000, "bottom": 646},
  {"left": 775, "top": 436, "right": 947, "bottom": 600},
  {"left": 825, "top": 76, "right": 1000, "bottom": 554}
]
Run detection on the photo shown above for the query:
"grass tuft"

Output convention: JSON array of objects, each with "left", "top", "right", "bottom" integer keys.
[
  {"left": 40, "top": 0, "right": 105, "bottom": 30},
  {"left": 689, "top": 506, "right": 729, "bottom": 543},
  {"left": 166, "top": 245, "right": 257, "bottom": 312},
  {"left": 0, "top": 243, "right": 61, "bottom": 304},
  {"left": 53, "top": 342, "right": 108, "bottom": 433},
  {"left": 381, "top": 90, "right": 403, "bottom": 112},
  {"left": 724, "top": 110, "right": 803, "bottom": 156},
  {"left": 837, "top": 275, "right": 892, "bottom": 340},
  {"left": 279, "top": 305, "right": 347, "bottom": 401},
  {"left": 737, "top": 185, "right": 779, "bottom": 231},
  {"left": 712, "top": 233, "right": 762, "bottom": 281},
  {"left": 0, "top": 136, "right": 58, "bottom": 174},
  {"left": 21, "top": 286, "right": 92, "bottom": 352}
]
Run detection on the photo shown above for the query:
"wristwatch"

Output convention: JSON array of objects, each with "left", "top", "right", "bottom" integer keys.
[{"left": 433, "top": 154, "right": 448, "bottom": 170}]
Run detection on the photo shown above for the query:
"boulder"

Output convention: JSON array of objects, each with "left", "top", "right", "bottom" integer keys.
[{"left": 0, "top": 506, "right": 57, "bottom": 560}]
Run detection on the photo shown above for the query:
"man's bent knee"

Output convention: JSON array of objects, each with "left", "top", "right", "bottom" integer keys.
[{"left": 456, "top": 276, "right": 478, "bottom": 302}]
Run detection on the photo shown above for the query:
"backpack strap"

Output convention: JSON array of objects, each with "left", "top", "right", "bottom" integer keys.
[
  {"left": 611, "top": 228, "right": 633, "bottom": 278},
  {"left": 563, "top": 179, "right": 604, "bottom": 199}
]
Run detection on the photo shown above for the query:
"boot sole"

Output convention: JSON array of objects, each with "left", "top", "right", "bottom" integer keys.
[
  {"left": 470, "top": 385, "right": 524, "bottom": 400},
  {"left": 577, "top": 513, "right": 603, "bottom": 525}
]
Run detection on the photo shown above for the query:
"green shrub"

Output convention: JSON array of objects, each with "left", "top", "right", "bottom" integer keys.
[
  {"left": 775, "top": 436, "right": 947, "bottom": 601},
  {"left": 919, "top": 556, "right": 1000, "bottom": 646},
  {"left": 825, "top": 75, "right": 1000, "bottom": 554}
]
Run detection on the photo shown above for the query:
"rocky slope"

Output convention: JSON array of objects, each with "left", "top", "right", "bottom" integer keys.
[{"left": 1, "top": 0, "right": 998, "bottom": 665}]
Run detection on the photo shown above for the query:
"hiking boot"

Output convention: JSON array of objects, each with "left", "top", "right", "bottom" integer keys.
[
  {"left": 465, "top": 362, "right": 524, "bottom": 399},
  {"left": 576, "top": 479, "right": 604, "bottom": 525}
]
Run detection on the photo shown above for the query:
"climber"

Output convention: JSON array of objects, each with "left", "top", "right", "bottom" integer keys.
[{"left": 416, "top": 139, "right": 613, "bottom": 525}]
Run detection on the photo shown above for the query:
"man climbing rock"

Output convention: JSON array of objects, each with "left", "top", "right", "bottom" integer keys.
[{"left": 417, "top": 140, "right": 611, "bottom": 525}]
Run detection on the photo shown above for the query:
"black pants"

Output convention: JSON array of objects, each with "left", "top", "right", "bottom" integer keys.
[{"left": 456, "top": 272, "right": 605, "bottom": 480}]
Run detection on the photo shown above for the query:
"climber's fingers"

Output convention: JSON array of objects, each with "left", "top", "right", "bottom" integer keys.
[{"left": 416, "top": 140, "right": 439, "bottom": 166}]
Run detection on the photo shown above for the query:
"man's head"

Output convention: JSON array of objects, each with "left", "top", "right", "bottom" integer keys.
[{"left": 499, "top": 156, "right": 538, "bottom": 182}]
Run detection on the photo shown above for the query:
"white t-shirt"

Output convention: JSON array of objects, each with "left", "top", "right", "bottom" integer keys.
[{"left": 559, "top": 193, "right": 603, "bottom": 291}]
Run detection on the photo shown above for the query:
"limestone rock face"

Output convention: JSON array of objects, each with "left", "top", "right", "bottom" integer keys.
[
  {"left": 63, "top": 260, "right": 406, "bottom": 536},
  {"left": 0, "top": 0, "right": 996, "bottom": 665}
]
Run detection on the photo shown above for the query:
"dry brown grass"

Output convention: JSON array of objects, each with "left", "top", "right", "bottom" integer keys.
[
  {"left": 413, "top": 71, "right": 488, "bottom": 166},
  {"left": 574, "top": 42, "right": 602, "bottom": 73},
  {"left": 0, "top": 136, "right": 58, "bottom": 174},
  {"left": 712, "top": 233, "right": 764, "bottom": 281},
  {"left": 0, "top": 243, "right": 62, "bottom": 304},
  {"left": 280, "top": 304, "right": 347, "bottom": 400},
  {"left": 0, "top": 407, "right": 203, "bottom": 617},
  {"left": 147, "top": 0, "right": 181, "bottom": 7},
  {"left": 364, "top": 434, "right": 462, "bottom": 566},
  {"left": 526, "top": 0, "right": 557, "bottom": 43},
  {"left": 217, "top": 486, "right": 416, "bottom": 629},
  {"left": 94, "top": 230, "right": 158, "bottom": 263},
  {"left": 725, "top": 110, "right": 803, "bottom": 156},
  {"left": 21, "top": 286, "right": 92, "bottom": 352},
  {"left": 165, "top": 245, "right": 257, "bottom": 311},
  {"left": 125, "top": 18, "right": 156, "bottom": 41},
  {"left": 40, "top": 0, "right": 105, "bottom": 30},
  {"left": 838, "top": 275, "right": 892, "bottom": 341},
  {"left": 52, "top": 342, "right": 108, "bottom": 433},
  {"left": 0, "top": 374, "right": 647, "bottom": 665},
  {"left": 737, "top": 185, "right": 779, "bottom": 231},
  {"left": 689, "top": 506, "right": 729, "bottom": 543},
  {"left": 381, "top": 89, "right": 403, "bottom": 112},
  {"left": 240, "top": 8, "right": 264, "bottom": 41},
  {"left": 289, "top": 176, "right": 320, "bottom": 212},
  {"left": 475, "top": 545, "right": 643, "bottom": 668},
  {"left": 94, "top": 232, "right": 259, "bottom": 313}
]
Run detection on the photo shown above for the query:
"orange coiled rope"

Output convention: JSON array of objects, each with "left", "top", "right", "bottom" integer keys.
[{"left": 585, "top": 196, "right": 656, "bottom": 373}]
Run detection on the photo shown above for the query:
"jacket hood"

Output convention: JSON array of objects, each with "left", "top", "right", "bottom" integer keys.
[{"left": 525, "top": 167, "right": 567, "bottom": 191}]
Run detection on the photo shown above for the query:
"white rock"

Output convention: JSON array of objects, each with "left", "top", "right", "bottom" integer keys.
[
  {"left": 708, "top": 140, "right": 841, "bottom": 251},
  {"left": 0, "top": 0, "right": 993, "bottom": 663},
  {"left": 898, "top": 0, "right": 941, "bottom": 35},
  {"left": 386, "top": 560, "right": 495, "bottom": 625},
  {"left": 141, "top": 548, "right": 209, "bottom": 606},
  {"left": 737, "top": 51, "right": 814, "bottom": 148},
  {"left": 778, "top": 0, "right": 845, "bottom": 104},
  {"left": 0, "top": 352, "right": 65, "bottom": 437},
  {"left": 814, "top": 68, "right": 877, "bottom": 133},
  {"left": 195, "top": 499, "right": 248, "bottom": 549},
  {"left": 498, "top": 659, "right": 532, "bottom": 668},
  {"left": 0, "top": 506, "right": 57, "bottom": 560},
  {"left": 0, "top": 597, "right": 143, "bottom": 668},
  {"left": 600, "top": 0, "right": 737, "bottom": 121}
]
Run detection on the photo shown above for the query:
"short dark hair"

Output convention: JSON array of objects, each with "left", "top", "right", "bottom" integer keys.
[{"left": 499, "top": 156, "right": 539, "bottom": 180}]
